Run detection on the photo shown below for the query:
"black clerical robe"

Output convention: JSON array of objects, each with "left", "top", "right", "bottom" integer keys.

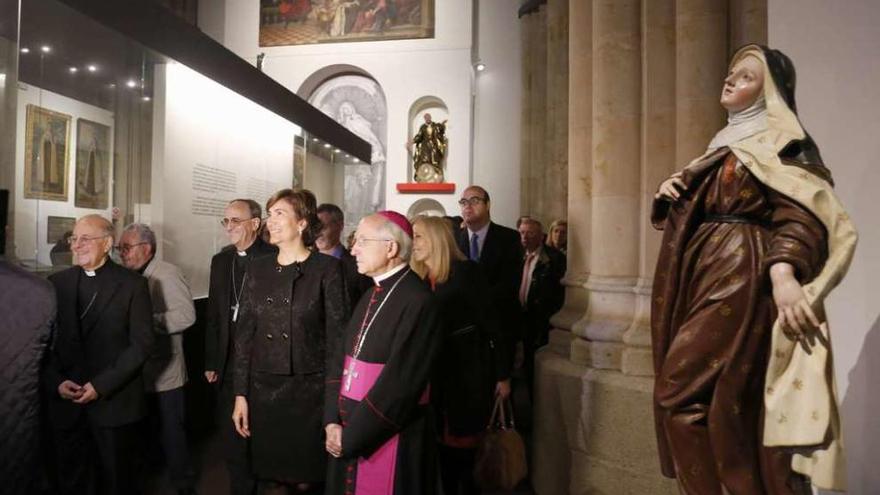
[{"left": 325, "top": 266, "right": 443, "bottom": 495}]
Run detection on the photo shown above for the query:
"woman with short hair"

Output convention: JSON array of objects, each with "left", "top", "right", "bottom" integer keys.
[{"left": 232, "top": 188, "right": 348, "bottom": 494}]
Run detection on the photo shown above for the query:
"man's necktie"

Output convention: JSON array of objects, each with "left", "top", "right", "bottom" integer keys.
[
  {"left": 470, "top": 233, "right": 480, "bottom": 261},
  {"left": 519, "top": 252, "right": 537, "bottom": 306}
]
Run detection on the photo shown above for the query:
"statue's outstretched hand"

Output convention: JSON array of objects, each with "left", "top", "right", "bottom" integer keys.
[{"left": 655, "top": 172, "right": 686, "bottom": 202}]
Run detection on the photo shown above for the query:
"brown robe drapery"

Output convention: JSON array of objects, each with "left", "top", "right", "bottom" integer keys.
[{"left": 650, "top": 149, "right": 827, "bottom": 495}]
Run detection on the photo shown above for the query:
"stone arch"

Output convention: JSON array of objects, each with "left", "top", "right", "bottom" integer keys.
[
  {"left": 304, "top": 66, "right": 387, "bottom": 234},
  {"left": 406, "top": 198, "right": 446, "bottom": 219}
]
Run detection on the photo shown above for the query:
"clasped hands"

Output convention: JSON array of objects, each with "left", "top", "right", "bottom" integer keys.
[{"left": 57, "top": 380, "right": 99, "bottom": 404}]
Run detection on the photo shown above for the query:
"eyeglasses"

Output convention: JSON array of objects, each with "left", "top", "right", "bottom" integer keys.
[
  {"left": 354, "top": 237, "right": 392, "bottom": 247},
  {"left": 114, "top": 242, "right": 148, "bottom": 254},
  {"left": 220, "top": 217, "right": 257, "bottom": 228},
  {"left": 458, "top": 196, "right": 487, "bottom": 207},
  {"left": 67, "top": 234, "right": 109, "bottom": 246}
]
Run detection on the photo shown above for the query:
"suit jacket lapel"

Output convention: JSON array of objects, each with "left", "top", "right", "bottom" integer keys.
[
  {"left": 80, "top": 261, "right": 124, "bottom": 336},
  {"left": 480, "top": 223, "right": 498, "bottom": 264}
]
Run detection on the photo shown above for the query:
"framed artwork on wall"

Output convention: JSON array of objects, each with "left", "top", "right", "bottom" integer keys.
[
  {"left": 24, "top": 105, "right": 71, "bottom": 201},
  {"left": 47, "top": 215, "right": 76, "bottom": 244},
  {"left": 74, "top": 119, "right": 112, "bottom": 209},
  {"left": 259, "top": 0, "right": 435, "bottom": 47}
]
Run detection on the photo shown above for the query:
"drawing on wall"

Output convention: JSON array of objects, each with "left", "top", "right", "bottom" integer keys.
[
  {"left": 24, "top": 105, "right": 71, "bottom": 201},
  {"left": 293, "top": 135, "right": 306, "bottom": 188},
  {"left": 47, "top": 216, "right": 76, "bottom": 244},
  {"left": 259, "top": 0, "right": 434, "bottom": 47},
  {"left": 308, "top": 74, "right": 386, "bottom": 234},
  {"left": 75, "top": 119, "right": 112, "bottom": 209}
]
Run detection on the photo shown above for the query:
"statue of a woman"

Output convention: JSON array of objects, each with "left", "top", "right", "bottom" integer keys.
[{"left": 650, "top": 45, "right": 857, "bottom": 494}]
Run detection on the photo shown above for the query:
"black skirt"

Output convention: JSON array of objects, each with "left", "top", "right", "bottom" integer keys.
[{"left": 249, "top": 371, "right": 326, "bottom": 482}]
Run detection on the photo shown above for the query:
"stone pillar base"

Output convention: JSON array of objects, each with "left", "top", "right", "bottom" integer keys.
[{"left": 532, "top": 344, "right": 679, "bottom": 495}]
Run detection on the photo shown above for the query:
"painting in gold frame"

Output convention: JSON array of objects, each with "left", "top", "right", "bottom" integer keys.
[
  {"left": 24, "top": 104, "right": 71, "bottom": 201},
  {"left": 75, "top": 119, "right": 112, "bottom": 209},
  {"left": 259, "top": 0, "right": 435, "bottom": 47}
]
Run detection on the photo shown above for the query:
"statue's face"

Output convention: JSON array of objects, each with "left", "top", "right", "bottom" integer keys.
[
  {"left": 720, "top": 55, "right": 764, "bottom": 112},
  {"left": 423, "top": 113, "right": 432, "bottom": 123}
]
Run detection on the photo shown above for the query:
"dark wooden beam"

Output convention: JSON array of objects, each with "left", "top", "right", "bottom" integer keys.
[{"left": 55, "top": 0, "right": 372, "bottom": 164}]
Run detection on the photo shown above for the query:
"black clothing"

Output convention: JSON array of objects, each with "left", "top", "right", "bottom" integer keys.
[
  {"left": 0, "top": 261, "right": 54, "bottom": 494},
  {"left": 148, "top": 387, "right": 196, "bottom": 489},
  {"left": 325, "top": 268, "right": 443, "bottom": 495},
  {"left": 234, "top": 253, "right": 348, "bottom": 482},
  {"left": 521, "top": 246, "right": 567, "bottom": 392},
  {"left": 44, "top": 259, "right": 155, "bottom": 494},
  {"left": 205, "top": 238, "right": 276, "bottom": 385},
  {"left": 339, "top": 246, "right": 373, "bottom": 308},
  {"left": 44, "top": 259, "right": 155, "bottom": 428},
  {"left": 431, "top": 260, "right": 500, "bottom": 436},
  {"left": 456, "top": 222, "right": 520, "bottom": 379}
]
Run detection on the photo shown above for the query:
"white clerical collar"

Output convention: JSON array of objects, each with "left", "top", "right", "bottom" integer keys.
[
  {"left": 84, "top": 269, "right": 97, "bottom": 277},
  {"left": 372, "top": 262, "right": 407, "bottom": 285},
  {"left": 237, "top": 250, "right": 247, "bottom": 257}
]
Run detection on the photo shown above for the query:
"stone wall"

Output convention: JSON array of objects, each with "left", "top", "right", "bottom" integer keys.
[{"left": 531, "top": 1, "right": 767, "bottom": 493}]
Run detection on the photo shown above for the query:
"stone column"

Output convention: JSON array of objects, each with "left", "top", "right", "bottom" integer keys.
[
  {"left": 571, "top": 0, "right": 642, "bottom": 371},
  {"left": 542, "top": 0, "right": 569, "bottom": 226},
  {"left": 730, "top": 0, "right": 767, "bottom": 50},
  {"left": 519, "top": 6, "right": 547, "bottom": 219},
  {"left": 676, "top": 0, "right": 728, "bottom": 164},
  {"left": 621, "top": 0, "right": 677, "bottom": 377}
]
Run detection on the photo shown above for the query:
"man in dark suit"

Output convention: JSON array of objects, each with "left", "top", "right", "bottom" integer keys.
[
  {"left": 455, "top": 185, "right": 519, "bottom": 397},
  {"left": 0, "top": 261, "right": 54, "bottom": 494},
  {"left": 517, "top": 217, "right": 566, "bottom": 396},
  {"left": 43, "top": 214, "right": 155, "bottom": 494},
  {"left": 316, "top": 202, "right": 372, "bottom": 307},
  {"left": 204, "top": 199, "right": 275, "bottom": 495}
]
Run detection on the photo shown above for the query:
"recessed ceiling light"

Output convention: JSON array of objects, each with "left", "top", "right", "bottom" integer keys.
[
  {"left": 20, "top": 47, "right": 30, "bottom": 54},
  {"left": 323, "top": 143, "right": 331, "bottom": 148},
  {"left": 345, "top": 154, "right": 350, "bottom": 158},
  {"left": 312, "top": 137, "right": 319, "bottom": 142},
  {"left": 475, "top": 62, "right": 486, "bottom": 72},
  {"left": 142, "top": 96, "right": 151, "bottom": 102},
  {"left": 334, "top": 149, "right": 341, "bottom": 153},
  {"left": 87, "top": 65, "right": 97, "bottom": 72},
  {"left": 40, "top": 45, "right": 51, "bottom": 53},
  {"left": 69, "top": 67, "right": 78, "bottom": 73},
  {"left": 353, "top": 158, "right": 360, "bottom": 163},
  {"left": 126, "top": 79, "right": 137, "bottom": 88}
]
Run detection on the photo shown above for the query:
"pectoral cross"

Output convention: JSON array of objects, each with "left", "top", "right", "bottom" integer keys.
[
  {"left": 343, "top": 361, "right": 359, "bottom": 391},
  {"left": 232, "top": 303, "right": 239, "bottom": 322}
]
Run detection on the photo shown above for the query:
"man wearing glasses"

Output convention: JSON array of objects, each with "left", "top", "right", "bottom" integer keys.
[
  {"left": 43, "top": 214, "right": 155, "bottom": 494},
  {"left": 455, "top": 185, "right": 519, "bottom": 400},
  {"left": 118, "top": 223, "right": 197, "bottom": 495},
  {"left": 204, "top": 198, "right": 276, "bottom": 495}
]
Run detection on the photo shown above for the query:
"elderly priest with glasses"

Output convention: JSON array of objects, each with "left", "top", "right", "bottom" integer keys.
[
  {"left": 324, "top": 211, "right": 443, "bottom": 495},
  {"left": 42, "top": 214, "right": 155, "bottom": 495}
]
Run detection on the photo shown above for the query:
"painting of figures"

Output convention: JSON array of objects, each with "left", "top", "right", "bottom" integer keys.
[
  {"left": 259, "top": 0, "right": 434, "bottom": 47},
  {"left": 24, "top": 105, "right": 71, "bottom": 201},
  {"left": 74, "top": 119, "right": 112, "bottom": 209}
]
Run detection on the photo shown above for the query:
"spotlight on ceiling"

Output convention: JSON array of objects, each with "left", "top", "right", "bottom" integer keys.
[
  {"left": 20, "top": 47, "right": 30, "bottom": 54},
  {"left": 40, "top": 45, "right": 51, "bottom": 53},
  {"left": 126, "top": 79, "right": 137, "bottom": 88},
  {"left": 87, "top": 64, "right": 97, "bottom": 72},
  {"left": 334, "top": 149, "right": 341, "bottom": 153},
  {"left": 142, "top": 96, "right": 151, "bottom": 102},
  {"left": 69, "top": 67, "right": 78, "bottom": 74},
  {"left": 323, "top": 143, "right": 331, "bottom": 149},
  {"left": 312, "top": 137, "right": 319, "bottom": 142},
  {"left": 475, "top": 61, "right": 486, "bottom": 72},
  {"left": 353, "top": 158, "right": 360, "bottom": 163}
]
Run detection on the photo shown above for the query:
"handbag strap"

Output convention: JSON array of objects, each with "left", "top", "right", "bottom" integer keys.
[{"left": 487, "top": 394, "right": 517, "bottom": 430}]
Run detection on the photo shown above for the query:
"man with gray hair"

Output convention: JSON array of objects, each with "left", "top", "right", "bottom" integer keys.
[
  {"left": 44, "top": 214, "right": 154, "bottom": 494},
  {"left": 324, "top": 211, "right": 443, "bottom": 494},
  {"left": 119, "top": 223, "right": 197, "bottom": 495}
]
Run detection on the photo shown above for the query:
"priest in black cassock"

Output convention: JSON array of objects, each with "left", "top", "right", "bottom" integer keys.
[{"left": 324, "top": 211, "right": 443, "bottom": 495}]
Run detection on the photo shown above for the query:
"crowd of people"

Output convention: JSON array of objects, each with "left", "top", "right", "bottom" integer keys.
[{"left": 0, "top": 183, "right": 568, "bottom": 495}]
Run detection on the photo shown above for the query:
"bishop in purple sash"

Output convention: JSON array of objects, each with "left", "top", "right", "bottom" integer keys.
[{"left": 324, "top": 211, "right": 443, "bottom": 495}]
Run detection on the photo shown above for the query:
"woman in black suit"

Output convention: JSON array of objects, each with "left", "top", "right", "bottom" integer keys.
[
  {"left": 410, "top": 215, "right": 510, "bottom": 495},
  {"left": 232, "top": 189, "right": 348, "bottom": 494}
]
